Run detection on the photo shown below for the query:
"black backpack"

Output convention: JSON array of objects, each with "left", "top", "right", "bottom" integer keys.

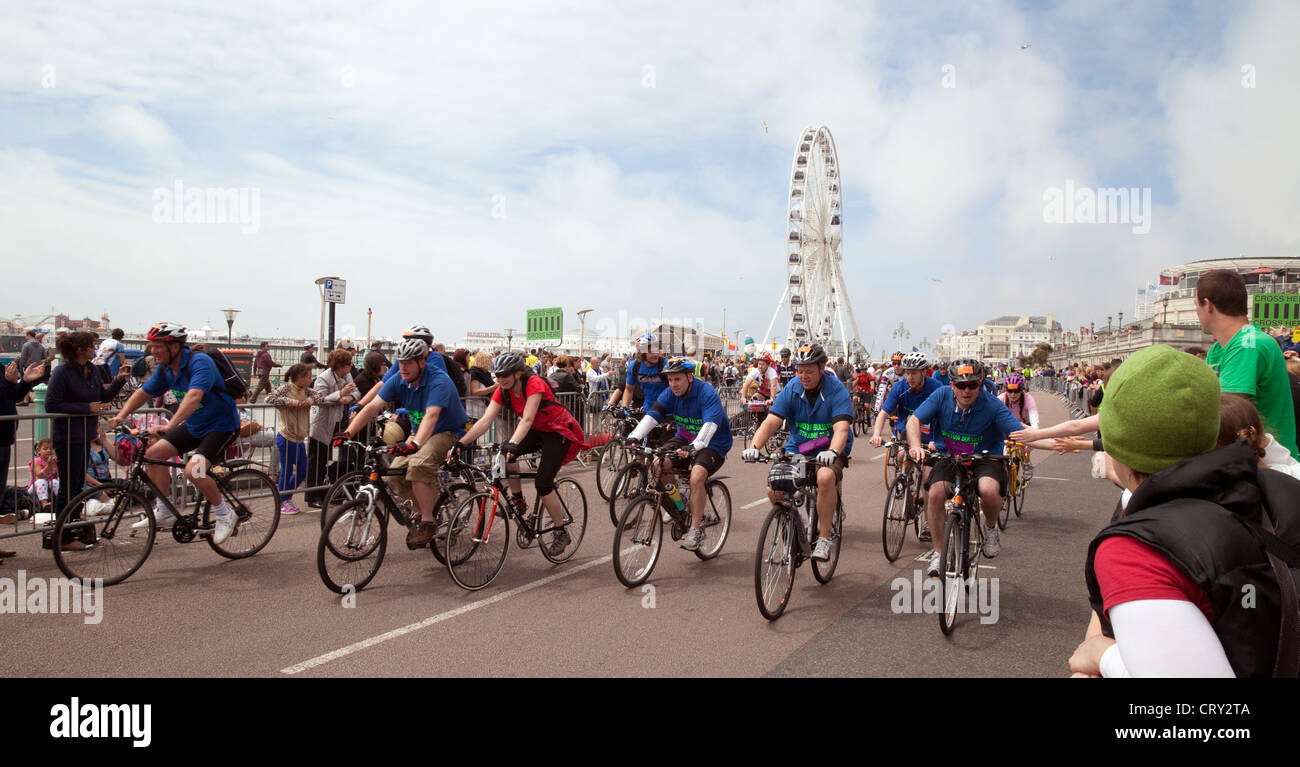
[
  {"left": 440, "top": 353, "right": 467, "bottom": 398},
  {"left": 186, "top": 348, "right": 248, "bottom": 400}
]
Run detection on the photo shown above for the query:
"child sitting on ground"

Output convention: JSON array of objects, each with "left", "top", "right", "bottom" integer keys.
[{"left": 28, "top": 438, "right": 59, "bottom": 511}]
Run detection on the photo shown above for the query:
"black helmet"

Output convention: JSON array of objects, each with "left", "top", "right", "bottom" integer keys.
[
  {"left": 791, "top": 343, "right": 828, "bottom": 365},
  {"left": 949, "top": 358, "right": 984, "bottom": 383},
  {"left": 663, "top": 356, "right": 696, "bottom": 374},
  {"left": 491, "top": 352, "right": 527, "bottom": 376},
  {"left": 780, "top": 347, "right": 791, "bottom": 356}
]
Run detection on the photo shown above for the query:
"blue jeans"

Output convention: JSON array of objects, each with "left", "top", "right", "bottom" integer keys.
[{"left": 276, "top": 434, "right": 307, "bottom": 503}]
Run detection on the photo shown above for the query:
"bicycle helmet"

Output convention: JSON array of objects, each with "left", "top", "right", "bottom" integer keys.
[
  {"left": 146, "top": 322, "right": 187, "bottom": 344},
  {"left": 767, "top": 460, "right": 804, "bottom": 493},
  {"left": 790, "top": 343, "right": 828, "bottom": 365},
  {"left": 1004, "top": 373, "right": 1025, "bottom": 391},
  {"left": 780, "top": 347, "right": 791, "bottom": 356},
  {"left": 756, "top": 353, "right": 774, "bottom": 364},
  {"left": 633, "top": 333, "right": 655, "bottom": 351},
  {"left": 113, "top": 433, "right": 141, "bottom": 467},
  {"left": 395, "top": 338, "right": 428, "bottom": 361},
  {"left": 890, "top": 351, "right": 904, "bottom": 364},
  {"left": 663, "top": 356, "right": 696, "bottom": 374},
  {"left": 901, "top": 351, "right": 929, "bottom": 371},
  {"left": 949, "top": 358, "right": 984, "bottom": 383},
  {"left": 490, "top": 352, "right": 528, "bottom": 376},
  {"left": 402, "top": 325, "right": 434, "bottom": 344}
]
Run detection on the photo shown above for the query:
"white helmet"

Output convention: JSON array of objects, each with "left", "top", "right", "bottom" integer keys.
[
  {"left": 901, "top": 351, "right": 929, "bottom": 371},
  {"left": 396, "top": 338, "right": 428, "bottom": 361},
  {"left": 403, "top": 325, "right": 434, "bottom": 344}
]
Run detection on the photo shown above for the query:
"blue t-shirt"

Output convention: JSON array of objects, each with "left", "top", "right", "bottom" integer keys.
[
  {"left": 108, "top": 340, "right": 126, "bottom": 376},
  {"left": 770, "top": 373, "right": 855, "bottom": 456},
  {"left": 383, "top": 351, "right": 448, "bottom": 383},
  {"left": 649, "top": 380, "right": 732, "bottom": 454},
  {"left": 911, "top": 387, "right": 1022, "bottom": 457},
  {"left": 881, "top": 377, "right": 943, "bottom": 438},
  {"left": 142, "top": 348, "right": 241, "bottom": 437},
  {"left": 983, "top": 378, "right": 997, "bottom": 396},
  {"left": 377, "top": 362, "right": 467, "bottom": 437},
  {"left": 932, "top": 372, "right": 950, "bottom": 386},
  {"left": 626, "top": 359, "right": 669, "bottom": 406}
]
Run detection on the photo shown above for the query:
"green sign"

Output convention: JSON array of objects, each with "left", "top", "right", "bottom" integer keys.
[
  {"left": 1252, "top": 293, "right": 1300, "bottom": 329},
  {"left": 526, "top": 307, "right": 563, "bottom": 342}
]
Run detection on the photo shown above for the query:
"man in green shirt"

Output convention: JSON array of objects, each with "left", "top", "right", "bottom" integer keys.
[{"left": 1198, "top": 269, "right": 1298, "bottom": 459}]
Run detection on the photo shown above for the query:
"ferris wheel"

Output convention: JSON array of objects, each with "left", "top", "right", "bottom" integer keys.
[{"left": 761, "top": 125, "right": 866, "bottom": 360}]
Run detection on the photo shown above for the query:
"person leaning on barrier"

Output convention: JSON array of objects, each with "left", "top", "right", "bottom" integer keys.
[
  {"left": 0, "top": 358, "right": 45, "bottom": 543},
  {"left": 1071, "top": 345, "right": 1300, "bottom": 677},
  {"left": 305, "top": 350, "right": 358, "bottom": 508}
]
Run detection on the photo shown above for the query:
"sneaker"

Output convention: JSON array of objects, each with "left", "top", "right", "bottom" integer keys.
[
  {"left": 132, "top": 505, "right": 176, "bottom": 530},
  {"left": 280, "top": 501, "right": 300, "bottom": 516},
  {"left": 680, "top": 526, "right": 705, "bottom": 551},
  {"left": 85, "top": 499, "right": 113, "bottom": 518},
  {"left": 406, "top": 521, "right": 438, "bottom": 550},
  {"left": 546, "top": 528, "right": 572, "bottom": 557},
  {"left": 982, "top": 524, "right": 1000, "bottom": 558},
  {"left": 927, "top": 551, "right": 941, "bottom": 578},
  {"left": 212, "top": 510, "right": 238, "bottom": 545},
  {"left": 811, "top": 537, "right": 832, "bottom": 561}
]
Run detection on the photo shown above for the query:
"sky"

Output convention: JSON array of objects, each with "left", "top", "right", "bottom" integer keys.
[{"left": 1, "top": 0, "right": 1297, "bottom": 355}]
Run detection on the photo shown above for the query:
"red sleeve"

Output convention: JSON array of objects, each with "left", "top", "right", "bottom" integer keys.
[
  {"left": 1094, "top": 537, "right": 1213, "bottom": 622},
  {"left": 490, "top": 387, "right": 503, "bottom": 405}
]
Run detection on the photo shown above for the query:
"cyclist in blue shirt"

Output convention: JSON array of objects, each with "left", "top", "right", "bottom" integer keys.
[
  {"left": 109, "top": 323, "right": 242, "bottom": 544},
  {"left": 336, "top": 337, "right": 467, "bottom": 550},
  {"left": 871, "top": 351, "right": 943, "bottom": 540},
  {"left": 626, "top": 357, "right": 732, "bottom": 551},
  {"left": 354, "top": 325, "right": 448, "bottom": 409},
  {"left": 931, "top": 361, "right": 950, "bottom": 386},
  {"left": 611, "top": 333, "right": 669, "bottom": 410},
  {"left": 742, "top": 343, "right": 852, "bottom": 561},
  {"left": 908, "top": 358, "right": 1023, "bottom": 576}
]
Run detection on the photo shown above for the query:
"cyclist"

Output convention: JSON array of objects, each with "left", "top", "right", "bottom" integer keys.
[
  {"left": 108, "top": 323, "right": 241, "bottom": 544},
  {"left": 742, "top": 353, "right": 778, "bottom": 405},
  {"left": 455, "top": 352, "right": 588, "bottom": 556},
  {"left": 852, "top": 363, "right": 875, "bottom": 416},
  {"left": 907, "top": 358, "right": 1023, "bottom": 577},
  {"left": 775, "top": 347, "right": 797, "bottom": 393},
  {"left": 742, "top": 343, "right": 852, "bottom": 561},
  {"left": 931, "top": 361, "right": 950, "bottom": 386},
  {"left": 999, "top": 374, "right": 1039, "bottom": 430},
  {"left": 623, "top": 357, "right": 732, "bottom": 551},
  {"left": 609, "top": 333, "right": 668, "bottom": 410},
  {"left": 334, "top": 338, "right": 468, "bottom": 549},
  {"left": 873, "top": 351, "right": 905, "bottom": 413},
  {"left": 871, "top": 351, "right": 943, "bottom": 538},
  {"left": 355, "top": 325, "right": 449, "bottom": 409}
]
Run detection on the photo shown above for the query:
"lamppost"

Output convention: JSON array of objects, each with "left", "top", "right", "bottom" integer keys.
[
  {"left": 1118, "top": 311, "right": 1124, "bottom": 332},
  {"left": 891, "top": 322, "right": 910, "bottom": 350},
  {"left": 220, "top": 308, "right": 239, "bottom": 346},
  {"left": 505, "top": 328, "right": 515, "bottom": 352},
  {"left": 577, "top": 309, "right": 593, "bottom": 366}
]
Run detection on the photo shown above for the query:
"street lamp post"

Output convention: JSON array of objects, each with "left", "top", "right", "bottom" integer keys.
[
  {"left": 220, "top": 308, "right": 240, "bottom": 346},
  {"left": 577, "top": 309, "right": 593, "bottom": 367},
  {"left": 505, "top": 328, "right": 515, "bottom": 352}
]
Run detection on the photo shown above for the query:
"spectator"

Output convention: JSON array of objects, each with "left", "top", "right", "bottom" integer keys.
[
  {"left": 18, "top": 331, "right": 45, "bottom": 404},
  {"left": 1197, "top": 269, "right": 1297, "bottom": 459},
  {"left": 250, "top": 341, "right": 281, "bottom": 403},
  {"left": 265, "top": 363, "right": 327, "bottom": 515},
  {"left": 300, "top": 343, "right": 327, "bottom": 370},
  {"left": 366, "top": 342, "right": 389, "bottom": 372},
  {"left": 0, "top": 359, "right": 42, "bottom": 544},
  {"left": 92, "top": 328, "right": 127, "bottom": 384},
  {"left": 353, "top": 350, "right": 388, "bottom": 406},
  {"left": 44, "top": 331, "right": 128, "bottom": 548},
  {"left": 306, "top": 350, "right": 358, "bottom": 508},
  {"left": 585, "top": 356, "right": 611, "bottom": 394},
  {"left": 465, "top": 352, "right": 498, "bottom": 421},
  {"left": 549, "top": 355, "right": 580, "bottom": 393},
  {"left": 1217, "top": 393, "right": 1300, "bottom": 480},
  {"left": 453, "top": 348, "right": 473, "bottom": 393},
  {"left": 27, "top": 439, "right": 59, "bottom": 511},
  {"left": 85, "top": 429, "right": 114, "bottom": 498},
  {"left": 1072, "top": 344, "right": 1300, "bottom": 677}
]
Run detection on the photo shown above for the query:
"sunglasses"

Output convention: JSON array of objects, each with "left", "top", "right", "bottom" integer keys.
[
  {"left": 495, "top": 373, "right": 515, "bottom": 381},
  {"left": 953, "top": 381, "right": 980, "bottom": 391}
]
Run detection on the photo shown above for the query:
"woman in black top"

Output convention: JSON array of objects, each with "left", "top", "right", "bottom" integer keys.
[{"left": 45, "top": 331, "right": 128, "bottom": 546}]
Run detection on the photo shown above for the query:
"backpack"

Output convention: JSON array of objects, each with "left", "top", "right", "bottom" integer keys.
[
  {"left": 439, "top": 353, "right": 467, "bottom": 398},
  {"left": 186, "top": 348, "right": 248, "bottom": 399}
]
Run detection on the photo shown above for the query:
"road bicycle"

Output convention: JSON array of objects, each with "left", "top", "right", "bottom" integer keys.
[
  {"left": 880, "top": 438, "right": 926, "bottom": 562},
  {"left": 52, "top": 426, "right": 279, "bottom": 586},
  {"left": 851, "top": 392, "right": 874, "bottom": 437},
  {"left": 611, "top": 444, "right": 732, "bottom": 587},
  {"left": 932, "top": 450, "right": 1009, "bottom": 636},
  {"left": 440, "top": 443, "right": 588, "bottom": 591},
  {"left": 999, "top": 440, "right": 1032, "bottom": 529},
  {"left": 748, "top": 451, "right": 845, "bottom": 621}
]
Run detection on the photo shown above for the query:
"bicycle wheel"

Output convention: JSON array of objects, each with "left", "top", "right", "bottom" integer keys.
[
  {"left": 607, "top": 461, "right": 648, "bottom": 527},
  {"left": 52, "top": 483, "right": 155, "bottom": 587},
  {"left": 612, "top": 496, "right": 662, "bottom": 587},
  {"left": 694, "top": 480, "right": 731, "bottom": 560},
  {"left": 595, "top": 441, "right": 626, "bottom": 501},
  {"left": 754, "top": 505, "right": 796, "bottom": 621},
  {"left": 939, "top": 511, "right": 965, "bottom": 636},
  {"left": 998, "top": 488, "right": 1012, "bottom": 531},
  {"left": 883, "top": 443, "right": 900, "bottom": 486},
  {"left": 429, "top": 482, "right": 479, "bottom": 566},
  {"left": 317, "top": 499, "right": 387, "bottom": 594},
  {"left": 812, "top": 496, "right": 845, "bottom": 583},
  {"left": 208, "top": 467, "right": 281, "bottom": 559},
  {"left": 319, "top": 469, "right": 367, "bottom": 529},
  {"left": 881, "top": 474, "right": 909, "bottom": 562},
  {"left": 536, "top": 478, "right": 586, "bottom": 564},
  {"left": 445, "top": 491, "right": 510, "bottom": 591},
  {"left": 1013, "top": 472, "right": 1028, "bottom": 518}
]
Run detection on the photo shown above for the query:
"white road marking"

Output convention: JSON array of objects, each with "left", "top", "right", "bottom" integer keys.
[
  {"left": 870, "top": 453, "right": 887, "bottom": 461},
  {"left": 741, "top": 498, "right": 768, "bottom": 509},
  {"left": 1028, "top": 477, "right": 1069, "bottom": 481},
  {"left": 280, "top": 554, "right": 613, "bottom": 675}
]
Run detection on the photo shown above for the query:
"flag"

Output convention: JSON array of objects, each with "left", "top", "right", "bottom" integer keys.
[
  {"left": 1137, "top": 288, "right": 1145, "bottom": 296},
  {"left": 1160, "top": 274, "right": 1176, "bottom": 286},
  {"left": 911, "top": 346, "right": 918, "bottom": 352}
]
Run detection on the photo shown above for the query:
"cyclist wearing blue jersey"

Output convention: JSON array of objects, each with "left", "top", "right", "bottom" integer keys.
[
  {"left": 109, "top": 323, "right": 242, "bottom": 544},
  {"left": 870, "top": 351, "right": 942, "bottom": 448},
  {"left": 625, "top": 357, "right": 732, "bottom": 551},
  {"left": 355, "top": 325, "right": 448, "bottom": 409},
  {"left": 742, "top": 343, "right": 852, "bottom": 561},
  {"left": 907, "top": 358, "right": 1023, "bottom": 577},
  {"left": 931, "top": 361, "right": 950, "bottom": 386},
  {"left": 610, "top": 333, "right": 669, "bottom": 410},
  {"left": 336, "top": 337, "right": 468, "bottom": 549}
]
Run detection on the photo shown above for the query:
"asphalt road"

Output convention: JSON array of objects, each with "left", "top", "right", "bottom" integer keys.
[{"left": 1, "top": 392, "right": 1118, "bottom": 677}]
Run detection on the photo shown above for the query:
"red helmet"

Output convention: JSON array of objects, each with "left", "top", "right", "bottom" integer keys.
[
  {"left": 757, "top": 353, "right": 774, "bottom": 364},
  {"left": 146, "top": 322, "right": 187, "bottom": 343}
]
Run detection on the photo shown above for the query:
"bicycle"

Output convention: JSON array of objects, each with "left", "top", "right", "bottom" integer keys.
[
  {"left": 595, "top": 406, "right": 646, "bottom": 501},
  {"left": 880, "top": 438, "right": 925, "bottom": 562},
  {"left": 932, "top": 450, "right": 1008, "bottom": 636},
  {"left": 1003, "top": 440, "right": 1032, "bottom": 523},
  {"left": 51, "top": 426, "right": 280, "bottom": 587},
  {"left": 316, "top": 436, "right": 480, "bottom": 594},
  {"left": 441, "top": 443, "right": 588, "bottom": 591},
  {"left": 749, "top": 451, "right": 845, "bottom": 621},
  {"left": 612, "top": 444, "right": 732, "bottom": 587},
  {"left": 851, "top": 392, "right": 874, "bottom": 437}
]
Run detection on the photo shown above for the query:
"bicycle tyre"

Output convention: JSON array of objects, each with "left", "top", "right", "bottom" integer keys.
[
  {"left": 694, "top": 480, "right": 732, "bottom": 561},
  {"left": 754, "top": 505, "right": 796, "bottom": 621},
  {"left": 812, "top": 496, "right": 845, "bottom": 583},
  {"left": 445, "top": 490, "right": 510, "bottom": 591},
  {"left": 319, "top": 469, "right": 367, "bottom": 529},
  {"left": 208, "top": 467, "right": 281, "bottom": 559},
  {"left": 998, "top": 491, "right": 1011, "bottom": 531},
  {"left": 1014, "top": 474, "right": 1028, "bottom": 518},
  {"left": 52, "top": 483, "right": 155, "bottom": 587},
  {"left": 607, "top": 461, "right": 648, "bottom": 527},
  {"left": 881, "top": 474, "right": 909, "bottom": 562},
  {"left": 939, "top": 511, "right": 965, "bottom": 636},
  {"left": 613, "top": 496, "right": 663, "bottom": 587},
  {"left": 596, "top": 441, "right": 626, "bottom": 501},
  {"left": 883, "top": 443, "right": 900, "bottom": 486},
  {"left": 536, "top": 478, "right": 587, "bottom": 564},
  {"left": 429, "top": 482, "right": 479, "bottom": 566},
  {"left": 317, "top": 499, "right": 387, "bottom": 594}
]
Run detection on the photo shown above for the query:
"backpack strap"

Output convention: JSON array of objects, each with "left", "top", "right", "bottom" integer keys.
[{"left": 1243, "top": 513, "right": 1300, "bottom": 677}]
